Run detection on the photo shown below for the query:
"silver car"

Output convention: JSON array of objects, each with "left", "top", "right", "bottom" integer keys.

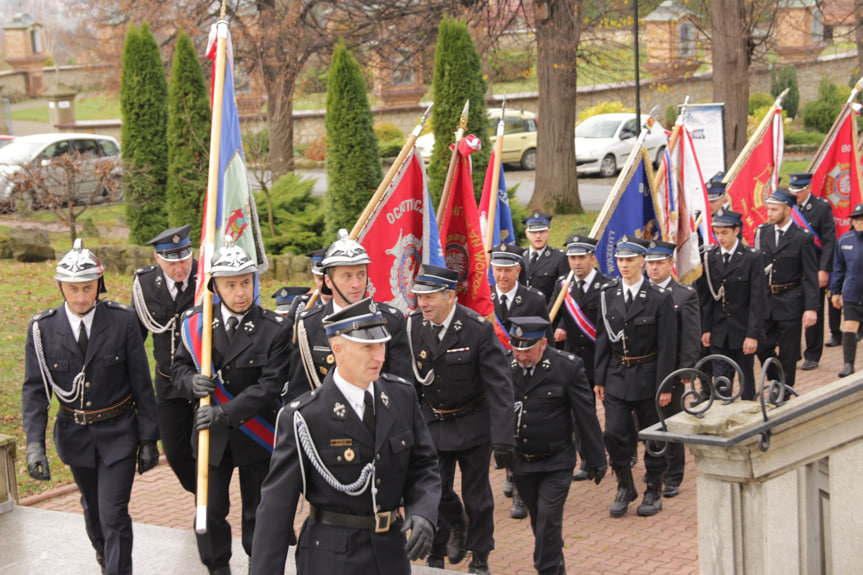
[{"left": 575, "top": 113, "right": 667, "bottom": 177}]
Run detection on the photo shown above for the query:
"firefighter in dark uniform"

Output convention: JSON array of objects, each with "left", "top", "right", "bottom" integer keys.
[
  {"left": 23, "top": 240, "right": 160, "bottom": 575},
  {"left": 520, "top": 212, "right": 569, "bottom": 303},
  {"left": 645, "top": 240, "right": 701, "bottom": 498},
  {"left": 172, "top": 240, "right": 292, "bottom": 575},
  {"left": 507, "top": 316, "right": 606, "bottom": 575},
  {"left": 284, "top": 248, "right": 330, "bottom": 325},
  {"left": 754, "top": 188, "right": 819, "bottom": 391},
  {"left": 594, "top": 236, "right": 677, "bottom": 518},
  {"left": 272, "top": 286, "right": 310, "bottom": 318},
  {"left": 548, "top": 235, "right": 610, "bottom": 482},
  {"left": 701, "top": 209, "right": 766, "bottom": 400},
  {"left": 285, "top": 231, "right": 411, "bottom": 403},
  {"left": 407, "top": 265, "right": 515, "bottom": 574},
  {"left": 250, "top": 298, "right": 441, "bottom": 575},
  {"left": 789, "top": 173, "right": 837, "bottom": 371},
  {"left": 131, "top": 225, "right": 198, "bottom": 494},
  {"left": 489, "top": 242, "right": 547, "bottom": 519},
  {"left": 831, "top": 203, "right": 863, "bottom": 377}
]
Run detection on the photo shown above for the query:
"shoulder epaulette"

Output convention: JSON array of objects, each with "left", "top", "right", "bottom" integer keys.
[
  {"left": 550, "top": 347, "right": 579, "bottom": 365},
  {"left": 706, "top": 244, "right": 719, "bottom": 252},
  {"left": 380, "top": 372, "right": 411, "bottom": 386},
  {"left": 285, "top": 388, "right": 320, "bottom": 411},
  {"left": 260, "top": 308, "right": 285, "bottom": 324},
  {"left": 601, "top": 278, "right": 619, "bottom": 290},
  {"left": 31, "top": 308, "right": 56, "bottom": 322},
  {"left": 104, "top": 300, "right": 132, "bottom": 312},
  {"left": 299, "top": 305, "right": 326, "bottom": 320},
  {"left": 678, "top": 283, "right": 695, "bottom": 292},
  {"left": 135, "top": 264, "right": 158, "bottom": 276},
  {"left": 526, "top": 286, "right": 545, "bottom": 297},
  {"left": 182, "top": 305, "right": 203, "bottom": 320},
  {"left": 462, "top": 307, "right": 486, "bottom": 323}
]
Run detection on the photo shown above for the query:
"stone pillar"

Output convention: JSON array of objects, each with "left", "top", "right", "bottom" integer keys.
[
  {"left": 44, "top": 83, "right": 78, "bottom": 128},
  {"left": 0, "top": 434, "right": 17, "bottom": 514},
  {"left": 646, "top": 375, "right": 863, "bottom": 574}
]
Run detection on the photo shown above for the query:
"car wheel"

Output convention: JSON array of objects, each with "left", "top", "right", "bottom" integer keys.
[
  {"left": 520, "top": 148, "right": 537, "bottom": 171},
  {"left": 654, "top": 146, "right": 666, "bottom": 169},
  {"left": 599, "top": 154, "right": 617, "bottom": 178}
]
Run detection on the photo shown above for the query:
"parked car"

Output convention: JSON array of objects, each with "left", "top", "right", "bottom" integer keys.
[
  {"left": 415, "top": 108, "right": 539, "bottom": 170},
  {"left": 575, "top": 113, "right": 667, "bottom": 177},
  {"left": 0, "top": 136, "right": 14, "bottom": 149},
  {"left": 0, "top": 133, "right": 122, "bottom": 211}
]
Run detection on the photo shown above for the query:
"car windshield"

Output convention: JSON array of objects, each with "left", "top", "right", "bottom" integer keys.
[
  {"left": 575, "top": 117, "right": 622, "bottom": 139},
  {"left": 0, "top": 141, "right": 44, "bottom": 165}
]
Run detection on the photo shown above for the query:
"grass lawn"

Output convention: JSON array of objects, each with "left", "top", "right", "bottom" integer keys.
[{"left": 11, "top": 95, "right": 122, "bottom": 124}]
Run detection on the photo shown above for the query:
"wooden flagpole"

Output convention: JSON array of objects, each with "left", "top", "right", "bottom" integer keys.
[
  {"left": 195, "top": 1, "right": 229, "bottom": 535},
  {"left": 483, "top": 97, "right": 506, "bottom": 252},
  {"left": 437, "top": 99, "right": 470, "bottom": 223},
  {"left": 806, "top": 75, "right": 863, "bottom": 173},
  {"left": 722, "top": 88, "right": 788, "bottom": 187}
]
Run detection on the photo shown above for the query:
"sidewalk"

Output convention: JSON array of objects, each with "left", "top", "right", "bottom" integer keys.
[{"left": 17, "top": 341, "right": 843, "bottom": 575}]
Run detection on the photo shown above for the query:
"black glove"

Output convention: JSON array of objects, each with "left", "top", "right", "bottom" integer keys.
[
  {"left": 588, "top": 463, "right": 608, "bottom": 485},
  {"left": 191, "top": 374, "right": 217, "bottom": 398},
  {"left": 137, "top": 441, "right": 160, "bottom": 475},
  {"left": 25, "top": 442, "right": 50, "bottom": 481},
  {"left": 492, "top": 444, "right": 515, "bottom": 470},
  {"left": 195, "top": 405, "right": 230, "bottom": 431},
  {"left": 402, "top": 515, "right": 434, "bottom": 561}
]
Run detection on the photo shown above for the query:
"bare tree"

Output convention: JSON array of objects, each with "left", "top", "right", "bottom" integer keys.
[{"left": 10, "top": 152, "right": 122, "bottom": 242}]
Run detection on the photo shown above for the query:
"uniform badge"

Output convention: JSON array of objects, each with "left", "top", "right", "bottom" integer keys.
[
  {"left": 510, "top": 358, "right": 518, "bottom": 368},
  {"left": 805, "top": 203, "right": 812, "bottom": 211},
  {"left": 344, "top": 448, "right": 355, "bottom": 462},
  {"left": 542, "top": 358, "right": 551, "bottom": 371},
  {"left": 544, "top": 250, "right": 550, "bottom": 258},
  {"left": 639, "top": 291, "right": 647, "bottom": 299},
  {"left": 380, "top": 391, "right": 390, "bottom": 408},
  {"left": 330, "top": 438, "right": 352, "bottom": 447},
  {"left": 515, "top": 326, "right": 524, "bottom": 337},
  {"left": 155, "top": 275, "right": 163, "bottom": 287},
  {"left": 333, "top": 402, "right": 347, "bottom": 419},
  {"left": 172, "top": 234, "right": 181, "bottom": 244},
  {"left": 290, "top": 400, "right": 300, "bottom": 408},
  {"left": 422, "top": 319, "right": 428, "bottom": 327},
  {"left": 244, "top": 321, "right": 255, "bottom": 333},
  {"left": 326, "top": 354, "right": 335, "bottom": 364},
  {"left": 417, "top": 361, "right": 422, "bottom": 370},
  {"left": 279, "top": 288, "right": 288, "bottom": 298},
  {"left": 369, "top": 301, "right": 378, "bottom": 314},
  {"left": 514, "top": 295, "right": 522, "bottom": 305},
  {"left": 453, "top": 320, "right": 463, "bottom": 332},
  {"left": 212, "top": 317, "right": 221, "bottom": 329},
  {"left": 420, "top": 350, "right": 427, "bottom": 359},
  {"left": 319, "top": 366, "right": 329, "bottom": 375}
]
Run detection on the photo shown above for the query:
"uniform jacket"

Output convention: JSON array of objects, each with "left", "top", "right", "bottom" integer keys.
[
  {"left": 520, "top": 246, "right": 569, "bottom": 303},
  {"left": 799, "top": 194, "right": 836, "bottom": 272},
  {"left": 408, "top": 304, "right": 515, "bottom": 451},
  {"left": 285, "top": 300, "right": 411, "bottom": 403},
  {"left": 508, "top": 346, "right": 605, "bottom": 474},
  {"left": 663, "top": 279, "right": 701, "bottom": 369},
  {"left": 491, "top": 283, "right": 550, "bottom": 336},
  {"left": 754, "top": 222, "right": 819, "bottom": 321},
  {"left": 250, "top": 373, "right": 441, "bottom": 575},
  {"left": 132, "top": 261, "right": 198, "bottom": 400},
  {"left": 172, "top": 303, "right": 291, "bottom": 466},
  {"left": 831, "top": 229, "right": 863, "bottom": 304},
  {"left": 548, "top": 270, "right": 610, "bottom": 384},
  {"left": 701, "top": 244, "right": 767, "bottom": 348},
  {"left": 594, "top": 280, "right": 677, "bottom": 402},
  {"left": 22, "top": 301, "right": 159, "bottom": 468}
]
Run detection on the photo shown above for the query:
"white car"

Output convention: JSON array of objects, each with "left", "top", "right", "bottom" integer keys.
[
  {"left": 0, "top": 133, "right": 122, "bottom": 211},
  {"left": 575, "top": 113, "right": 667, "bottom": 177},
  {"left": 415, "top": 108, "right": 539, "bottom": 170}
]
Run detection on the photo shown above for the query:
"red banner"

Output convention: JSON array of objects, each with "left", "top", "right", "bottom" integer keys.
[
  {"left": 725, "top": 109, "right": 783, "bottom": 245},
  {"left": 810, "top": 105, "right": 862, "bottom": 237},
  {"left": 439, "top": 137, "right": 493, "bottom": 317}
]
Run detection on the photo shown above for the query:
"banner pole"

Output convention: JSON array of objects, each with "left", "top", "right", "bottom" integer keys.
[
  {"left": 484, "top": 99, "right": 506, "bottom": 252},
  {"left": 437, "top": 99, "right": 470, "bottom": 223},
  {"left": 723, "top": 89, "right": 788, "bottom": 186}
]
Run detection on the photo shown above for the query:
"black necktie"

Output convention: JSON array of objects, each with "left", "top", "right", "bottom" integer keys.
[
  {"left": 576, "top": 280, "right": 586, "bottom": 300},
  {"left": 175, "top": 281, "right": 184, "bottom": 297},
  {"left": 776, "top": 229, "right": 784, "bottom": 245},
  {"left": 363, "top": 391, "right": 375, "bottom": 436},
  {"left": 77, "top": 322, "right": 88, "bottom": 356},
  {"left": 432, "top": 323, "right": 444, "bottom": 340},
  {"left": 500, "top": 294, "right": 509, "bottom": 319},
  {"left": 530, "top": 251, "right": 539, "bottom": 269},
  {"left": 226, "top": 316, "right": 238, "bottom": 343},
  {"left": 625, "top": 289, "right": 633, "bottom": 311},
  {"left": 723, "top": 253, "right": 730, "bottom": 265}
]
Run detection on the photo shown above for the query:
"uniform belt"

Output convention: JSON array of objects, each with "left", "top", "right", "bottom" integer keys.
[
  {"left": 516, "top": 439, "right": 573, "bottom": 461},
  {"left": 58, "top": 394, "right": 134, "bottom": 426},
  {"left": 310, "top": 505, "right": 400, "bottom": 533},
  {"left": 615, "top": 352, "right": 657, "bottom": 368},
  {"left": 769, "top": 280, "right": 801, "bottom": 294},
  {"left": 426, "top": 394, "right": 487, "bottom": 421},
  {"left": 156, "top": 366, "right": 172, "bottom": 380}
]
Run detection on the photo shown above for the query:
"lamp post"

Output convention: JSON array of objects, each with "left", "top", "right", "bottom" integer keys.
[{"left": 634, "top": 0, "right": 641, "bottom": 124}]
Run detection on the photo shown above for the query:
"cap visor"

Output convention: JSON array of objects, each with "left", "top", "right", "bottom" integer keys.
[{"left": 340, "top": 326, "right": 392, "bottom": 344}]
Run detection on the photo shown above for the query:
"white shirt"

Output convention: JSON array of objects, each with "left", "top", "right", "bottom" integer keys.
[
  {"left": 529, "top": 246, "right": 546, "bottom": 262},
  {"left": 220, "top": 304, "right": 247, "bottom": 331},
  {"left": 65, "top": 303, "right": 95, "bottom": 339},
  {"left": 721, "top": 240, "right": 739, "bottom": 259},
  {"left": 495, "top": 284, "right": 518, "bottom": 310},
  {"left": 575, "top": 268, "right": 597, "bottom": 290},
  {"left": 653, "top": 276, "right": 672, "bottom": 290},
  {"left": 621, "top": 277, "right": 644, "bottom": 303},
  {"left": 333, "top": 367, "right": 374, "bottom": 420},
  {"left": 775, "top": 219, "right": 792, "bottom": 245},
  {"left": 431, "top": 302, "right": 457, "bottom": 340},
  {"left": 164, "top": 269, "right": 191, "bottom": 300}
]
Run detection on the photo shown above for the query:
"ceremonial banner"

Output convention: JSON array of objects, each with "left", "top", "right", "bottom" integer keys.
[
  {"left": 724, "top": 107, "right": 784, "bottom": 245},
  {"left": 480, "top": 149, "right": 516, "bottom": 285},
  {"left": 356, "top": 147, "right": 444, "bottom": 314},
  {"left": 593, "top": 147, "right": 663, "bottom": 277},
  {"left": 440, "top": 135, "right": 494, "bottom": 316},
  {"left": 195, "top": 25, "right": 267, "bottom": 304},
  {"left": 809, "top": 104, "right": 863, "bottom": 237}
]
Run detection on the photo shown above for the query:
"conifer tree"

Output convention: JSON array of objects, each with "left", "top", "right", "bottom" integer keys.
[
  {"left": 121, "top": 21, "right": 169, "bottom": 244},
  {"left": 428, "top": 18, "right": 490, "bottom": 204},
  {"left": 323, "top": 41, "right": 382, "bottom": 238},
  {"left": 166, "top": 30, "right": 210, "bottom": 245}
]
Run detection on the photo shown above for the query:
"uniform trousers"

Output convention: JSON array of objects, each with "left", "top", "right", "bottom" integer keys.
[
  {"left": 197, "top": 446, "right": 270, "bottom": 569},
  {"left": 156, "top": 392, "right": 196, "bottom": 494},
  {"left": 804, "top": 287, "right": 827, "bottom": 363},
  {"left": 434, "top": 442, "right": 495, "bottom": 553},
  {"left": 512, "top": 468, "right": 571, "bottom": 572},
  {"left": 602, "top": 394, "right": 665, "bottom": 475},
  {"left": 757, "top": 318, "right": 802, "bottom": 389},
  {"left": 711, "top": 346, "right": 756, "bottom": 401},
  {"left": 69, "top": 454, "right": 137, "bottom": 575}
]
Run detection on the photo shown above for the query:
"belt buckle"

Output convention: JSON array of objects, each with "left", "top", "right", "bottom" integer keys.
[
  {"left": 72, "top": 410, "right": 88, "bottom": 425},
  {"left": 375, "top": 511, "right": 391, "bottom": 533}
]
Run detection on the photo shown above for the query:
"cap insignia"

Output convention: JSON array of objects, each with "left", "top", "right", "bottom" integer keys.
[
  {"left": 380, "top": 391, "right": 390, "bottom": 408},
  {"left": 172, "top": 234, "right": 181, "bottom": 244},
  {"left": 515, "top": 326, "right": 524, "bottom": 337}
]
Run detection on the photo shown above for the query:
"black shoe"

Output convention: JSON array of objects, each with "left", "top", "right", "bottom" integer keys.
[
  {"left": 572, "top": 467, "right": 590, "bottom": 481},
  {"left": 96, "top": 551, "right": 105, "bottom": 575},
  {"left": 427, "top": 555, "right": 445, "bottom": 569},
  {"left": 637, "top": 476, "right": 663, "bottom": 517},
  {"left": 503, "top": 473, "right": 513, "bottom": 498},
  {"left": 468, "top": 551, "right": 490, "bottom": 575},
  {"left": 510, "top": 493, "right": 527, "bottom": 519},
  {"left": 826, "top": 335, "right": 842, "bottom": 347},
  {"left": 609, "top": 467, "right": 637, "bottom": 518},
  {"left": 839, "top": 363, "right": 855, "bottom": 378},
  {"left": 662, "top": 483, "right": 680, "bottom": 498},
  {"left": 446, "top": 519, "right": 468, "bottom": 564},
  {"left": 209, "top": 567, "right": 231, "bottom": 575},
  {"left": 857, "top": 332, "right": 863, "bottom": 343},
  {"left": 800, "top": 360, "right": 818, "bottom": 371}
]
